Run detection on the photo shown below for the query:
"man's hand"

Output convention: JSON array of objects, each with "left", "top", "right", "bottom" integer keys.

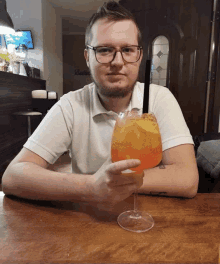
[{"left": 91, "top": 158, "right": 143, "bottom": 208}]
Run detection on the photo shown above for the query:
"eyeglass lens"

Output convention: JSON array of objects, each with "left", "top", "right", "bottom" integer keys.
[{"left": 95, "top": 47, "right": 141, "bottom": 63}]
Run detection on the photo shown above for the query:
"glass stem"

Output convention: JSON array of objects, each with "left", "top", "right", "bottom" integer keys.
[{"left": 133, "top": 189, "right": 138, "bottom": 214}]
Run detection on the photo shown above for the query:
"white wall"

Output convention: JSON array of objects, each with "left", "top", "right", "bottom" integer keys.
[
  {"left": 42, "top": 1, "right": 63, "bottom": 98},
  {"left": 7, "top": 0, "right": 63, "bottom": 98},
  {"left": 7, "top": 0, "right": 44, "bottom": 76}
]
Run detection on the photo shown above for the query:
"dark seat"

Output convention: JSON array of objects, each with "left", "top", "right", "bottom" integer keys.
[{"left": 193, "top": 133, "right": 220, "bottom": 193}]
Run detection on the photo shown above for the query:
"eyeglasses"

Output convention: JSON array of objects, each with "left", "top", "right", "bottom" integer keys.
[{"left": 86, "top": 45, "right": 142, "bottom": 64}]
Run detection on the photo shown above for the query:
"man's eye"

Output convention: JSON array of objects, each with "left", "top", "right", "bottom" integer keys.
[
  {"left": 123, "top": 47, "right": 135, "bottom": 53},
  {"left": 97, "top": 48, "right": 113, "bottom": 53}
]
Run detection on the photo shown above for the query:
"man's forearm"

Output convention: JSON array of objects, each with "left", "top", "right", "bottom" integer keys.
[
  {"left": 138, "top": 163, "right": 199, "bottom": 198},
  {"left": 2, "top": 162, "right": 95, "bottom": 202}
]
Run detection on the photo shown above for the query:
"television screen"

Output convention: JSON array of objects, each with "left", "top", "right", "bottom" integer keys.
[{"left": 4, "top": 30, "right": 34, "bottom": 49}]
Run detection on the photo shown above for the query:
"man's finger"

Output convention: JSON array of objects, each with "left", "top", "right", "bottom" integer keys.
[{"left": 107, "top": 159, "right": 141, "bottom": 174}]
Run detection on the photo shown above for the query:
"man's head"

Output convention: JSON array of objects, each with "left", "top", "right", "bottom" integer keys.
[
  {"left": 85, "top": 1, "right": 142, "bottom": 47},
  {"left": 84, "top": 1, "right": 143, "bottom": 99}
]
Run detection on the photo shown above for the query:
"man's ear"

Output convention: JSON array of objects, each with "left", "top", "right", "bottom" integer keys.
[
  {"left": 139, "top": 48, "right": 143, "bottom": 64},
  {"left": 84, "top": 49, "right": 90, "bottom": 68}
]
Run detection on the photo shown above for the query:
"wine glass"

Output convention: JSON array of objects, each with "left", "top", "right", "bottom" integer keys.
[{"left": 111, "top": 110, "right": 162, "bottom": 232}]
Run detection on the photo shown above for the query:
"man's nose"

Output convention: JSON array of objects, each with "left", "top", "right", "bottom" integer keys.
[{"left": 111, "top": 51, "right": 125, "bottom": 65}]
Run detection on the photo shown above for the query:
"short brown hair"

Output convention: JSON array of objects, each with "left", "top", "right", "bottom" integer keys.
[{"left": 85, "top": 1, "right": 142, "bottom": 47}]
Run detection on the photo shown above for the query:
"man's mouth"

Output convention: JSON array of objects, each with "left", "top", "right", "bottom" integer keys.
[{"left": 108, "top": 73, "right": 125, "bottom": 75}]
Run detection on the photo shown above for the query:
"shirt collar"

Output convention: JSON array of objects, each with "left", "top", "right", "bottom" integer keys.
[{"left": 91, "top": 82, "right": 143, "bottom": 118}]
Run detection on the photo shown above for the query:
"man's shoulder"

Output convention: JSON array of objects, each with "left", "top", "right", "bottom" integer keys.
[
  {"left": 59, "top": 83, "right": 95, "bottom": 108},
  {"left": 137, "top": 82, "right": 170, "bottom": 96},
  {"left": 62, "top": 83, "right": 94, "bottom": 101}
]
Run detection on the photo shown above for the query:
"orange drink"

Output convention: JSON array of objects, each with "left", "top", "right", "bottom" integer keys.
[{"left": 111, "top": 111, "right": 162, "bottom": 173}]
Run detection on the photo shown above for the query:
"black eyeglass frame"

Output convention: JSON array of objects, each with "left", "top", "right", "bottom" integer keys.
[{"left": 86, "top": 44, "right": 143, "bottom": 64}]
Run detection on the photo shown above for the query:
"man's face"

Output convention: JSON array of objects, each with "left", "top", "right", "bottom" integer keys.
[{"left": 84, "top": 19, "right": 143, "bottom": 98}]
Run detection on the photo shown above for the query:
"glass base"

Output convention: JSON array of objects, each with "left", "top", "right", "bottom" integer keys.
[{"left": 117, "top": 210, "right": 154, "bottom": 233}]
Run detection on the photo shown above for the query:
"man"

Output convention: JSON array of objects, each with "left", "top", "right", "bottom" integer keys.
[{"left": 2, "top": 1, "right": 199, "bottom": 206}]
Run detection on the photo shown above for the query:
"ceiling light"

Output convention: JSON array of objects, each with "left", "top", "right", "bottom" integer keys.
[{"left": 0, "top": 0, "right": 15, "bottom": 34}]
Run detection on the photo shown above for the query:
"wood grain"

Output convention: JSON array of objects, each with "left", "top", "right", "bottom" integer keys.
[{"left": 0, "top": 193, "right": 219, "bottom": 263}]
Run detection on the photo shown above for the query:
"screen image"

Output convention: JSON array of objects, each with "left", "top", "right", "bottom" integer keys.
[{"left": 4, "top": 30, "right": 34, "bottom": 49}]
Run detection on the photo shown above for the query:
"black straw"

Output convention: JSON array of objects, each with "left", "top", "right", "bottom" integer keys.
[{"left": 143, "top": 59, "right": 151, "bottom": 114}]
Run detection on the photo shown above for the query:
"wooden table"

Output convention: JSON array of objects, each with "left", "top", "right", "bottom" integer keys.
[{"left": 0, "top": 192, "right": 220, "bottom": 264}]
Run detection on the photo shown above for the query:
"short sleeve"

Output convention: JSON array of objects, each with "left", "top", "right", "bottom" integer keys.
[
  {"left": 23, "top": 97, "right": 73, "bottom": 164},
  {"left": 151, "top": 86, "right": 194, "bottom": 151}
]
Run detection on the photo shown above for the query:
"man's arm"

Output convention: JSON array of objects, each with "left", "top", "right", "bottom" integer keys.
[
  {"left": 2, "top": 148, "right": 93, "bottom": 201},
  {"left": 138, "top": 144, "right": 199, "bottom": 198},
  {"left": 2, "top": 148, "right": 143, "bottom": 206}
]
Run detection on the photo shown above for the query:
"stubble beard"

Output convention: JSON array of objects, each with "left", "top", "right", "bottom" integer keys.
[{"left": 89, "top": 69, "right": 138, "bottom": 98}]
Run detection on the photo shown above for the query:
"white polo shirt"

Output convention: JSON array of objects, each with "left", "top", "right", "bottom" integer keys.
[{"left": 24, "top": 82, "right": 193, "bottom": 174}]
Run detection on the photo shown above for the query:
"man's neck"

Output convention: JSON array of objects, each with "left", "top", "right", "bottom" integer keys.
[{"left": 97, "top": 92, "right": 132, "bottom": 114}]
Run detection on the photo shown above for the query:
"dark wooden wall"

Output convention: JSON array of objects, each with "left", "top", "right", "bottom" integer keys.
[
  {"left": 63, "top": 35, "right": 93, "bottom": 94},
  {"left": 0, "top": 72, "right": 46, "bottom": 175},
  {"left": 119, "top": 0, "right": 215, "bottom": 136}
]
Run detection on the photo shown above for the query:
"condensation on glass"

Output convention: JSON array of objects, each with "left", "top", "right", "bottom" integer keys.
[{"left": 151, "top": 36, "right": 169, "bottom": 87}]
